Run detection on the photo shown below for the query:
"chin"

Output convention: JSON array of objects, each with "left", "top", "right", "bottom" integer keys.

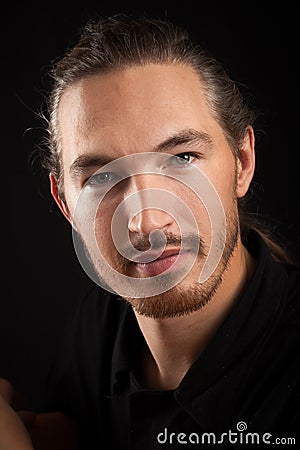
[{"left": 123, "top": 273, "right": 223, "bottom": 319}]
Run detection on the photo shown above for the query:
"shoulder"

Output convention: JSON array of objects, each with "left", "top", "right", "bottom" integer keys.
[
  {"left": 65, "top": 280, "right": 129, "bottom": 346},
  {"left": 47, "top": 277, "right": 130, "bottom": 372},
  {"left": 43, "top": 282, "right": 129, "bottom": 411},
  {"left": 256, "top": 260, "right": 300, "bottom": 390}
]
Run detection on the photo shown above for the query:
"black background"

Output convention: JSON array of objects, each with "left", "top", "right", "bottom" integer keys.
[{"left": 3, "top": 2, "right": 300, "bottom": 409}]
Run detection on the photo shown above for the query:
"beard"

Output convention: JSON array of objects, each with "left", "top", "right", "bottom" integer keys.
[
  {"left": 76, "top": 203, "right": 240, "bottom": 320},
  {"left": 122, "top": 208, "right": 239, "bottom": 319}
]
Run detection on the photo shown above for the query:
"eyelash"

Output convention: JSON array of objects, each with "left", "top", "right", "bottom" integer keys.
[
  {"left": 84, "top": 151, "right": 200, "bottom": 187},
  {"left": 84, "top": 171, "right": 120, "bottom": 187},
  {"left": 172, "top": 151, "right": 198, "bottom": 164}
]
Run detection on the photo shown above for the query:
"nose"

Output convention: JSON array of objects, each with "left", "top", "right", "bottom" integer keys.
[
  {"left": 127, "top": 175, "right": 174, "bottom": 236},
  {"left": 129, "top": 207, "right": 173, "bottom": 235}
]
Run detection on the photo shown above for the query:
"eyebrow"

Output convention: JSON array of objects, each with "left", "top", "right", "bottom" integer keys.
[{"left": 69, "top": 128, "right": 213, "bottom": 178}]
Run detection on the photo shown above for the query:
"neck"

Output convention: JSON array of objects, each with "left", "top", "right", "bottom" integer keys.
[{"left": 134, "top": 239, "right": 255, "bottom": 390}]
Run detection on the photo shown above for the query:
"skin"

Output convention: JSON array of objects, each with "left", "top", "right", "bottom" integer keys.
[{"left": 0, "top": 62, "right": 256, "bottom": 449}]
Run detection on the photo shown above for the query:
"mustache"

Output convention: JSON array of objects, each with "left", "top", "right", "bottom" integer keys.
[{"left": 121, "top": 232, "right": 205, "bottom": 261}]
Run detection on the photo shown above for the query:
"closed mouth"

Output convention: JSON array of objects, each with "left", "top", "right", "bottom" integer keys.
[{"left": 134, "top": 248, "right": 187, "bottom": 276}]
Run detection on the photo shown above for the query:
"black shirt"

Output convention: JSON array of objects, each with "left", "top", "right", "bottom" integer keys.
[{"left": 44, "top": 231, "right": 300, "bottom": 449}]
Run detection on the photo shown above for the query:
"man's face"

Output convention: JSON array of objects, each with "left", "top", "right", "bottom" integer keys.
[{"left": 56, "top": 64, "right": 242, "bottom": 318}]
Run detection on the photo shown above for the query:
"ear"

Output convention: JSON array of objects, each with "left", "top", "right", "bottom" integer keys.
[
  {"left": 236, "top": 126, "right": 256, "bottom": 198},
  {"left": 49, "top": 173, "right": 72, "bottom": 224}
]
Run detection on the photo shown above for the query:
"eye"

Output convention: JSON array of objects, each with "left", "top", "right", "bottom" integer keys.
[
  {"left": 169, "top": 152, "right": 197, "bottom": 166},
  {"left": 175, "top": 152, "right": 194, "bottom": 164},
  {"left": 84, "top": 171, "right": 119, "bottom": 187}
]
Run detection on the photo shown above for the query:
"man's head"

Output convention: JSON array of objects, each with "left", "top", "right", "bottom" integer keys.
[
  {"left": 44, "top": 15, "right": 256, "bottom": 197},
  {"left": 41, "top": 14, "right": 257, "bottom": 318}
]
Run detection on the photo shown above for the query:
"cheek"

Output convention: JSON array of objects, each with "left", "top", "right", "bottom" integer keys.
[
  {"left": 93, "top": 199, "right": 119, "bottom": 258},
  {"left": 173, "top": 183, "right": 212, "bottom": 240},
  {"left": 191, "top": 197, "right": 212, "bottom": 243},
  {"left": 65, "top": 182, "right": 116, "bottom": 255},
  {"left": 206, "top": 162, "right": 237, "bottom": 211},
  {"left": 63, "top": 181, "right": 82, "bottom": 219},
  {"left": 187, "top": 161, "right": 237, "bottom": 244}
]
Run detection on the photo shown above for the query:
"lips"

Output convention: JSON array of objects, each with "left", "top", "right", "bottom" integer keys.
[{"left": 134, "top": 248, "right": 184, "bottom": 276}]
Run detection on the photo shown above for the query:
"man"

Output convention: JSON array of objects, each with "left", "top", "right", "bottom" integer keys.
[{"left": 1, "top": 14, "right": 299, "bottom": 449}]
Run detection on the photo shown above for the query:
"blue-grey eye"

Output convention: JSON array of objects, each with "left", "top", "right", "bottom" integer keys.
[
  {"left": 175, "top": 153, "right": 193, "bottom": 164},
  {"left": 168, "top": 152, "right": 195, "bottom": 166},
  {"left": 85, "top": 172, "right": 117, "bottom": 186}
]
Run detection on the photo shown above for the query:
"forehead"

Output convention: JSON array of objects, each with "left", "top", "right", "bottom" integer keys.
[{"left": 58, "top": 64, "right": 222, "bottom": 163}]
